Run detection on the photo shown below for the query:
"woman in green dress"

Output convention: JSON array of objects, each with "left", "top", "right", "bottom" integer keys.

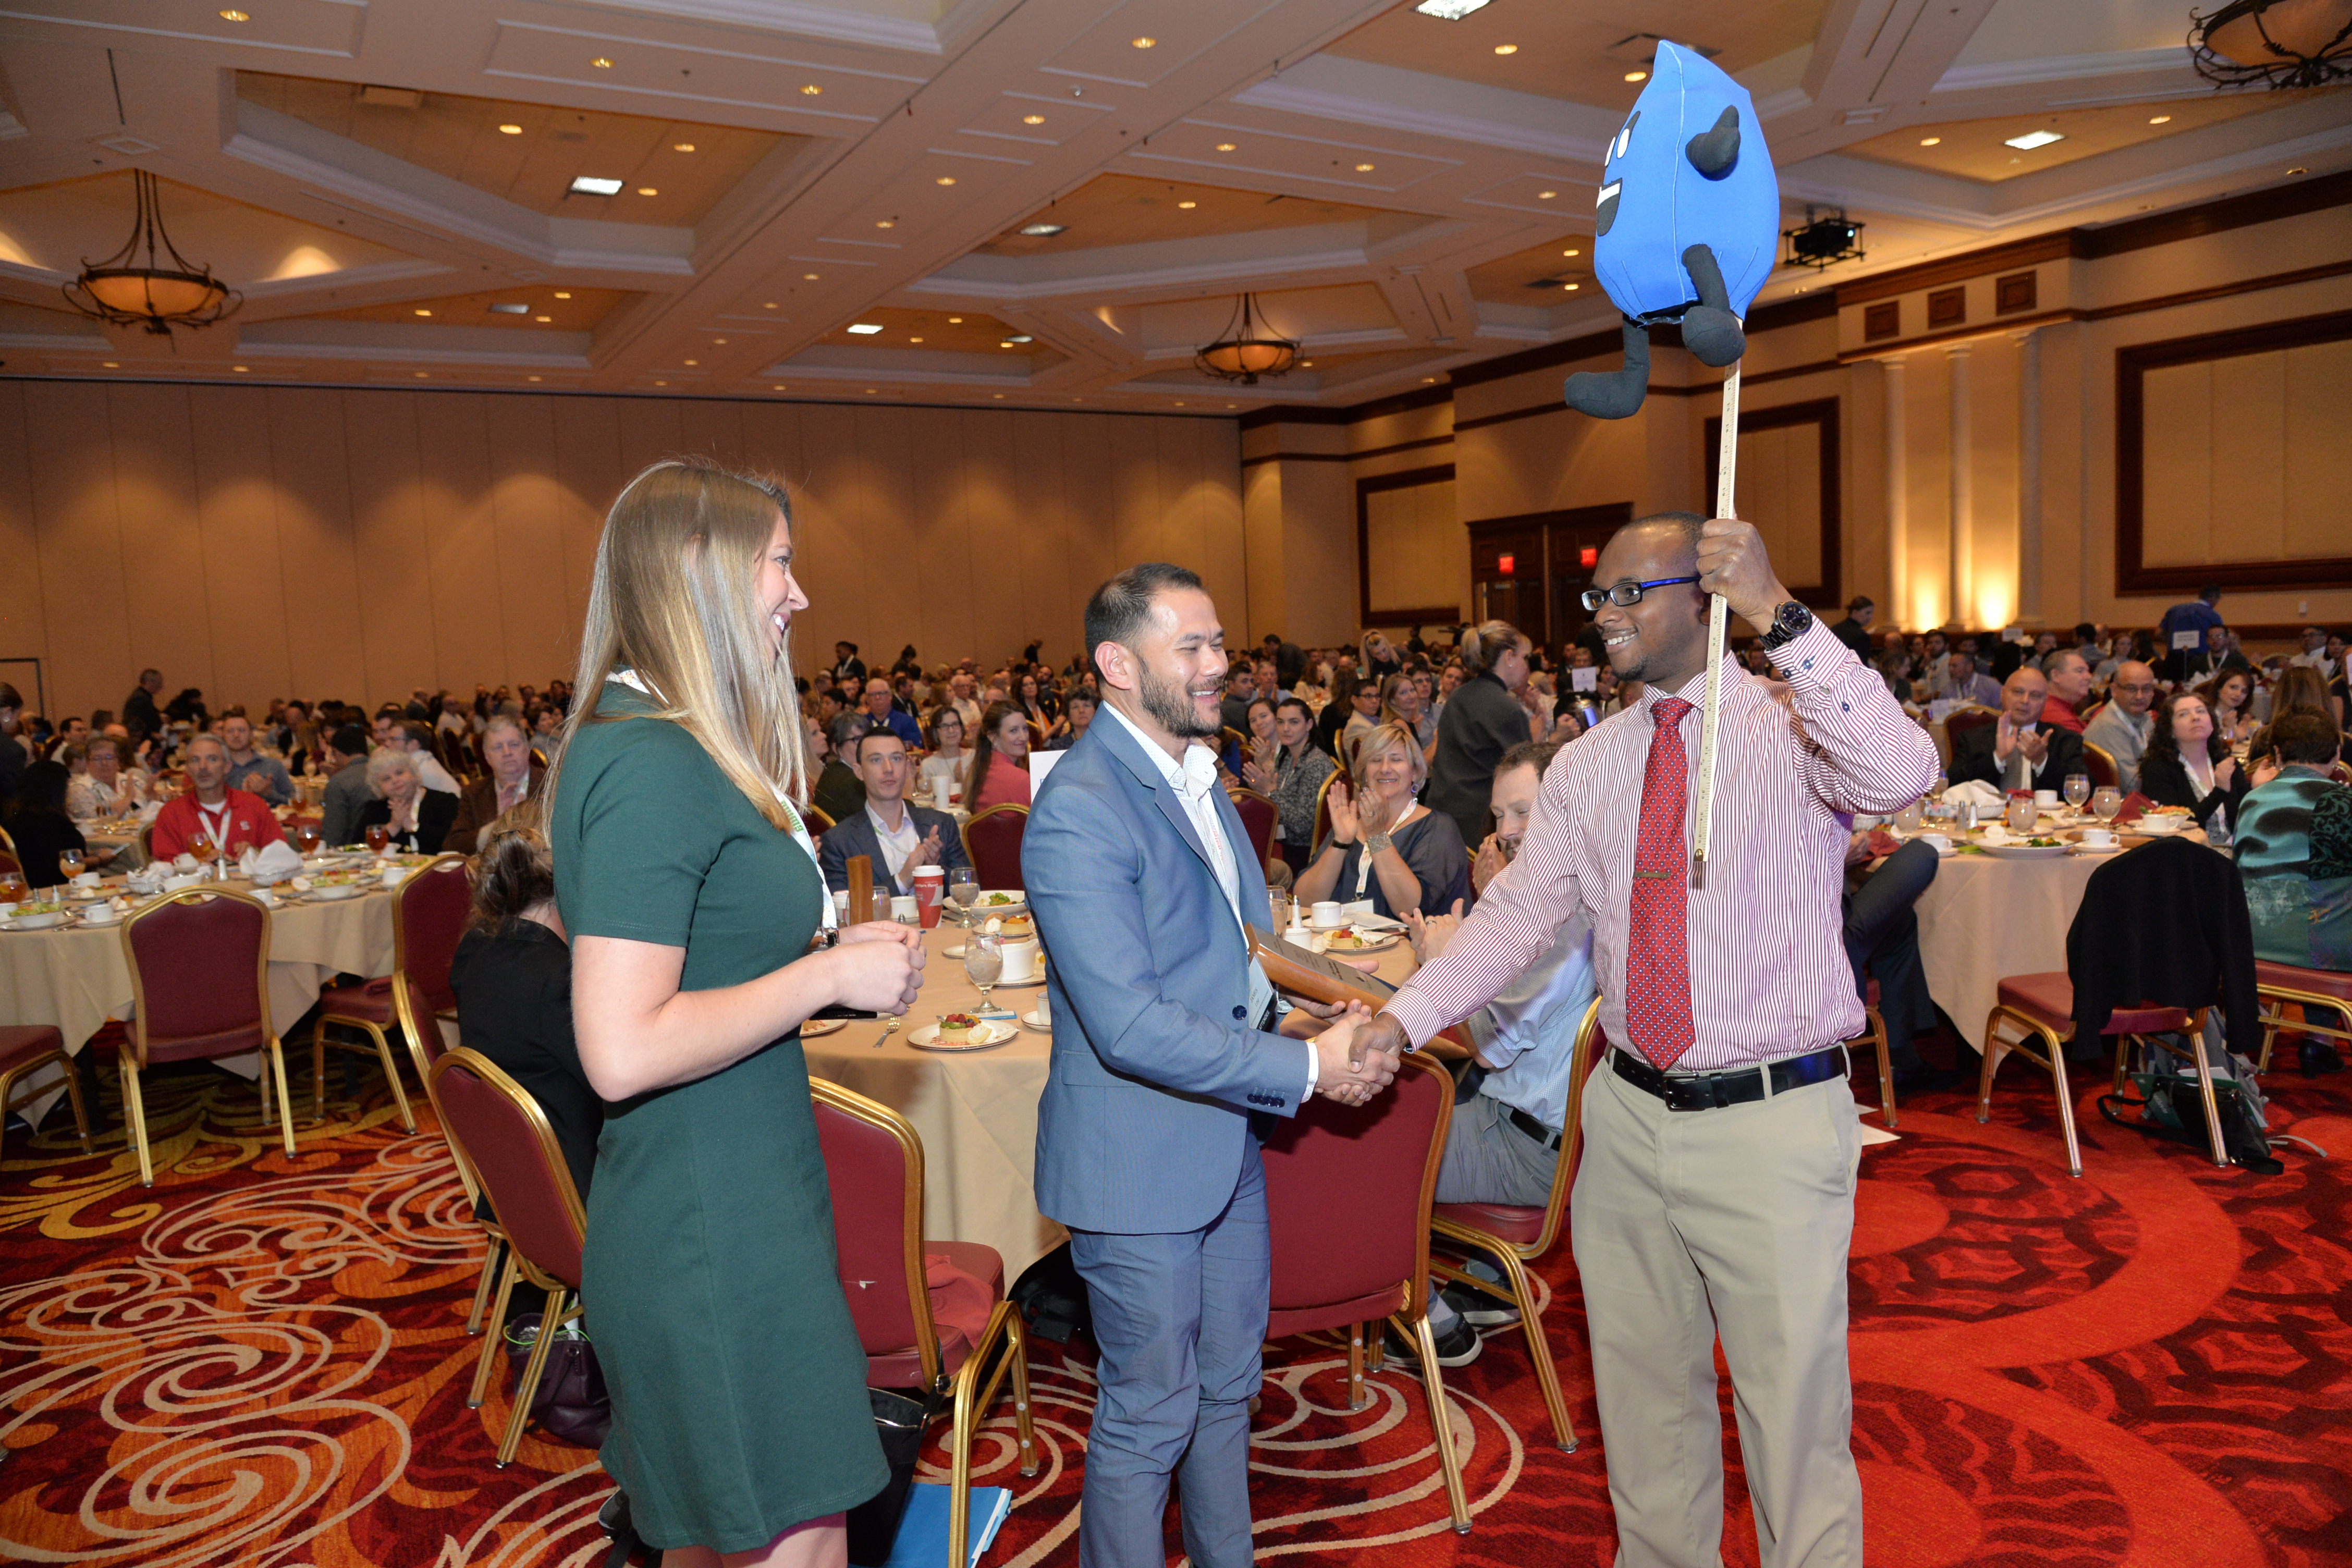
[{"left": 548, "top": 458, "right": 928, "bottom": 1567}]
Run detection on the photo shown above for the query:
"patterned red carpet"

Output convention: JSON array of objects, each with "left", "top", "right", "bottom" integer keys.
[{"left": 1, "top": 1050, "right": 2347, "bottom": 1568}]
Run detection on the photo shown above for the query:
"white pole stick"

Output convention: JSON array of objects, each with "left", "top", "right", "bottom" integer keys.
[{"left": 1692, "top": 349, "right": 1742, "bottom": 883}]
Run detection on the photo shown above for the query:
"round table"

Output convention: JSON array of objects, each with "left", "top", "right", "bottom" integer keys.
[{"left": 802, "top": 918, "right": 1420, "bottom": 1281}]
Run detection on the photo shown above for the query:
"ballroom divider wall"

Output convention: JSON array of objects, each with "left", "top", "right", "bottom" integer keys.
[{"left": 0, "top": 383, "right": 1243, "bottom": 722}]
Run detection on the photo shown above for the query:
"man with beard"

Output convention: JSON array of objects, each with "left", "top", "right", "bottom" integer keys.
[{"left": 1023, "top": 561, "right": 1395, "bottom": 1568}]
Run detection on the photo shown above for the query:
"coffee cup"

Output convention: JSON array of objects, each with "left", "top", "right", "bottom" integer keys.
[
  {"left": 934, "top": 776, "right": 954, "bottom": 811},
  {"left": 2079, "top": 827, "right": 2115, "bottom": 848},
  {"left": 911, "top": 865, "right": 946, "bottom": 929},
  {"left": 832, "top": 890, "right": 852, "bottom": 924},
  {"left": 1918, "top": 832, "right": 1952, "bottom": 853},
  {"left": 1000, "top": 936, "right": 1039, "bottom": 983},
  {"left": 2034, "top": 789, "right": 2060, "bottom": 811},
  {"left": 890, "top": 893, "right": 918, "bottom": 924},
  {"left": 1309, "top": 900, "right": 1344, "bottom": 930},
  {"left": 71, "top": 871, "right": 100, "bottom": 888}
]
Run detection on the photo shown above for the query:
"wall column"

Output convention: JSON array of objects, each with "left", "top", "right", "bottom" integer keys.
[
  {"left": 1946, "top": 343, "right": 1973, "bottom": 628},
  {"left": 1881, "top": 356, "right": 1909, "bottom": 628},
  {"left": 2014, "top": 327, "right": 2043, "bottom": 628}
]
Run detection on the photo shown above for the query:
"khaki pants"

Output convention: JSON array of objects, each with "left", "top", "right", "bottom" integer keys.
[{"left": 1570, "top": 1055, "right": 1864, "bottom": 1568}]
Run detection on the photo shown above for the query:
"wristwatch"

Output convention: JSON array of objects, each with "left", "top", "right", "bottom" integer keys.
[
  {"left": 1365, "top": 829, "right": 1393, "bottom": 855},
  {"left": 1757, "top": 600, "right": 1814, "bottom": 651}
]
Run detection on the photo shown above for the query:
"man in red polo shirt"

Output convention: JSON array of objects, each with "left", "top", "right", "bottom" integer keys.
[
  {"left": 2039, "top": 648, "right": 2094, "bottom": 733},
  {"left": 151, "top": 734, "right": 288, "bottom": 862}
]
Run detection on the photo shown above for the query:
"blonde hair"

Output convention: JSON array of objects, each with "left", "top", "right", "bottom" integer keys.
[
  {"left": 1348, "top": 720, "right": 1428, "bottom": 792},
  {"left": 548, "top": 458, "right": 811, "bottom": 831},
  {"left": 1457, "top": 619, "right": 1527, "bottom": 678}
]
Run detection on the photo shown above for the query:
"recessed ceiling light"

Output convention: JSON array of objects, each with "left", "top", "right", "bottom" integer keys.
[
  {"left": 218, "top": 7, "right": 247, "bottom": 18},
  {"left": 498, "top": 124, "right": 523, "bottom": 135},
  {"left": 490, "top": 302, "right": 530, "bottom": 314},
  {"left": 804, "top": 273, "right": 820, "bottom": 280},
  {"left": 802, "top": 84, "right": 822, "bottom": 95},
  {"left": 656, "top": 379, "right": 667, "bottom": 386},
  {"left": 764, "top": 301, "right": 778, "bottom": 309},
  {"left": 909, "top": 336, "right": 924, "bottom": 343},
  {"left": 999, "top": 340, "right": 1015, "bottom": 348},
  {"left": 1918, "top": 136, "right": 1941, "bottom": 146},
  {"left": 529, "top": 375, "right": 542, "bottom": 382},
  {"left": 591, "top": 57, "right": 613, "bottom": 69},
  {"left": 1173, "top": 401, "right": 1185, "bottom": 407},
  {"left": 414, "top": 371, "right": 429, "bottom": 378},
  {"left": 1494, "top": 44, "right": 1517, "bottom": 55},
  {"left": 414, "top": 308, "right": 433, "bottom": 316},
  {"left": 1355, "top": 163, "right": 1375, "bottom": 172},
  {"left": 684, "top": 359, "right": 698, "bottom": 366},
  {"left": 993, "top": 393, "right": 1005, "bottom": 399},
  {"left": 103, "top": 361, "right": 118, "bottom": 368},
  {"left": 636, "top": 186, "right": 658, "bottom": 196},
  {"left": 846, "top": 323, "right": 884, "bottom": 335},
  {"left": 569, "top": 175, "right": 624, "bottom": 195},
  {"left": 672, "top": 142, "right": 695, "bottom": 152},
  {"left": 2288, "top": 165, "right": 2309, "bottom": 174},
  {"left": 714, "top": 338, "right": 726, "bottom": 345},
  {"left": 1301, "top": 360, "right": 1314, "bottom": 368},
  {"left": 1178, "top": 200, "right": 1198, "bottom": 209},
  {"left": 876, "top": 219, "right": 895, "bottom": 228},
  {"left": 2149, "top": 114, "right": 2173, "bottom": 125},
  {"left": 1413, "top": 0, "right": 1492, "bottom": 17},
  {"left": 1215, "top": 142, "right": 1236, "bottom": 152},
  {"left": 1006, "top": 334, "right": 1032, "bottom": 343},
  {"left": 535, "top": 315, "right": 552, "bottom": 322},
  {"left": 1537, "top": 189, "right": 1557, "bottom": 199},
  {"left": 1023, "top": 114, "right": 1046, "bottom": 125},
  {"left": 948, "top": 315, "right": 963, "bottom": 323},
  {"left": 1132, "top": 36, "right": 1155, "bottom": 48},
  {"left": 234, "top": 365, "right": 248, "bottom": 372},
  {"left": 554, "top": 290, "right": 572, "bottom": 299},
  {"left": 1020, "top": 222, "right": 1067, "bottom": 236},
  {"left": 2004, "top": 129, "right": 2064, "bottom": 150},
  {"left": 775, "top": 384, "right": 786, "bottom": 390},
  {"left": 1564, "top": 282, "right": 1579, "bottom": 290},
  {"left": 866, "top": 388, "right": 878, "bottom": 394},
  {"left": 1562, "top": 247, "right": 1581, "bottom": 256},
  {"left": 1624, "top": 70, "right": 1648, "bottom": 82}
]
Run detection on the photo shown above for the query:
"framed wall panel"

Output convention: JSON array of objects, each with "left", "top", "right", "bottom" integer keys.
[
  {"left": 1355, "top": 464, "right": 1461, "bottom": 627},
  {"left": 1703, "top": 397, "right": 1842, "bottom": 608}
]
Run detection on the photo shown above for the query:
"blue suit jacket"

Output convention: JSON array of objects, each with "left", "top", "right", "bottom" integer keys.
[
  {"left": 816, "top": 801, "right": 971, "bottom": 893},
  {"left": 1025, "top": 713, "right": 1306, "bottom": 1234}
]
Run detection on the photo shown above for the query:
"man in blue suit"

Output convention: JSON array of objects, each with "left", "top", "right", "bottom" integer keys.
[
  {"left": 815, "top": 727, "right": 970, "bottom": 896},
  {"left": 1025, "top": 562, "right": 1398, "bottom": 1568}
]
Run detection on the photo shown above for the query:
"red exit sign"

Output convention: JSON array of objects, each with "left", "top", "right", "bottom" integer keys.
[
  {"left": 1497, "top": 553, "right": 1515, "bottom": 576},
  {"left": 1580, "top": 546, "right": 1598, "bottom": 568}
]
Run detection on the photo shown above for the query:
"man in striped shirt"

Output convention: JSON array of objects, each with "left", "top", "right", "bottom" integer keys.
[{"left": 1355, "top": 512, "right": 1939, "bottom": 1568}]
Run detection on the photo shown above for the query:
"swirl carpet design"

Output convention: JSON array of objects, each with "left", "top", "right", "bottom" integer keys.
[{"left": 0, "top": 1054, "right": 2346, "bottom": 1567}]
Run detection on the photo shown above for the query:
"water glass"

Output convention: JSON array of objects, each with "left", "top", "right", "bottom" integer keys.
[
  {"left": 948, "top": 869, "right": 979, "bottom": 920},
  {"left": 2092, "top": 787, "right": 2122, "bottom": 824},
  {"left": 963, "top": 933, "right": 1003, "bottom": 1010},
  {"left": 1893, "top": 797, "right": 1924, "bottom": 832},
  {"left": 2064, "top": 774, "right": 2092, "bottom": 814},
  {"left": 59, "top": 848, "right": 84, "bottom": 878}
]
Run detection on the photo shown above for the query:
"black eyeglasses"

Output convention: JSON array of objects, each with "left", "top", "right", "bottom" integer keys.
[{"left": 1581, "top": 574, "right": 1701, "bottom": 612}]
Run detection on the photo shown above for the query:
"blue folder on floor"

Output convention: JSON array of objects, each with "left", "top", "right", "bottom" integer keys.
[{"left": 882, "top": 1484, "right": 1012, "bottom": 1568}]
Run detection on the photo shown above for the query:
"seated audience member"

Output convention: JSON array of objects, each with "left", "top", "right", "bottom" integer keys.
[
  {"left": 2253, "top": 665, "right": 2336, "bottom": 757},
  {"left": 44, "top": 715, "right": 90, "bottom": 762},
  {"left": 372, "top": 707, "right": 404, "bottom": 751},
  {"left": 2038, "top": 650, "right": 2094, "bottom": 733},
  {"left": 1843, "top": 834, "right": 1949, "bottom": 1089},
  {"left": 811, "top": 714, "right": 869, "bottom": 827},
  {"left": 67, "top": 734, "right": 149, "bottom": 820},
  {"left": 1947, "top": 666, "right": 2085, "bottom": 792},
  {"left": 1046, "top": 690, "right": 1096, "bottom": 750},
  {"left": 965, "top": 702, "right": 1033, "bottom": 811},
  {"left": 1940, "top": 649, "right": 2002, "bottom": 707},
  {"left": 2086, "top": 660, "right": 2159, "bottom": 791},
  {"left": 862, "top": 677, "right": 923, "bottom": 750},
  {"left": 318, "top": 726, "right": 375, "bottom": 847},
  {"left": 1394, "top": 739, "right": 1595, "bottom": 1368},
  {"left": 449, "top": 820, "right": 599, "bottom": 1197},
  {"left": 3, "top": 761, "right": 113, "bottom": 887},
  {"left": 1218, "top": 664, "right": 1259, "bottom": 736},
  {"left": 356, "top": 747, "right": 456, "bottom": 854},
  {"left": 2234, "top": 714, "right": 2350, "bottom": 1074},
  {"left": 1382, "top": 671, "right": 1439, "bottom": 755},
  {"left": 530, "top": 703, "right": 564, "bottom": 752},
  {"left": 2140, "top": 689, "right": 2249, "bottom": 834},
  {"left": 0, "top": 682, "right": 30, "bottom": 802},
  {"left": 1249, "top": 694, "right": 1334, "bottom": 873},
  {"left": 918, "top": 706, "right": 968, "bottom": 801},
  {"left": 216, "top": 708, "right": 295, "bottom": 805},
  {"left": 150, "top": 735, "right": 289, "bottom": 862},
  {"left": 1293, "top": 721, "right": 1469, "bottom": 920},
  {"left": 1223, "top": 695, "right": 1277, "bottom": 784},
  {"left": 445, "top": 715, "right": 545, "bottom": 853},
  {"left": 436, "top": 694, "right": 471, "bottom": 739},
  {"left": 816, "top": 727, "right": 972, "bottom": 896},
  {"left": 393, "top": 722, "right": 461, "bottom": 795}
]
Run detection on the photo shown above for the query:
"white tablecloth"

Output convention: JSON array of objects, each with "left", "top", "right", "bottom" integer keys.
[{"left": 1913, "top": 850, "right": 2105, "bottom": 1043}]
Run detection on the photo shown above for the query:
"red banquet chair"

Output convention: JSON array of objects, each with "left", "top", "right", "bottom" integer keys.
[
  {"left": 1428, "top": 997, "right": 1599, "bottom": 1452},
  {"left": 1261, "top": 1051, "right": 1472, "bottom": 1535},
  {"left": 427, "top": 1047, "right": 586, "bottom": 1467},
  {"left": 1226, "top": 787, "right": 1277, "bottom": 872},
  {"left": 961, "top": 803, "right": 1028, "bottom": 892},
  {"left": 0, "top": 1025, "right": 93, "bottom": 1156},
  {"left": 813, "top": 1077, "right": 1036, "bottom": 1568},
  {"left": 118, "top": 886, "right": 296, "bottom": 1186},
  {"left": 2080, "top": 741, "right": 2120, "bottom": 791},
  {"left": 312, "top": 853, "right": 471, "bottom": 1133},
  {"left": 1941, "top": 703, "right": 2000, "bottom": 748},
  {"left": 2254, "top": 961, "right": 2352, "bottom": 1071}
]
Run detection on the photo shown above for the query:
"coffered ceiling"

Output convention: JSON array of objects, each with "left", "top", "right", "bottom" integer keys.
[{"left": 0, "top": 0, "right": 2345, "bottom": 412}]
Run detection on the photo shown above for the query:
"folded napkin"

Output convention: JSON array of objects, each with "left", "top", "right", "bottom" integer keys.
[
  {"left": 171, "top": 853, "right": 200, "bottom": 874},
  {"left": 162, "top": 872, "right": 206, "bottom": 893},
  {"left": 1943, "top": 780, "right": 2003, "bottom": 811},
  {"left": 244, "top": 840, "right": 305, "bottom": 886},
  {"left": 2113, "top": 792, "right": 2154, "bottom": 826},
  {"left": 1864, "top": 827, "right": 1904, "bottom": 859},
  {"left": 126, "top": 866, "right": 166, "bottom": 896}
]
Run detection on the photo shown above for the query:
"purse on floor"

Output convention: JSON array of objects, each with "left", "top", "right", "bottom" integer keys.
[{"left": 505, "top": 1313, "right": 613, "bottom": 1449}]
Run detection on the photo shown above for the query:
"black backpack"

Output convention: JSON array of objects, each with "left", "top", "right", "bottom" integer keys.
[{"left": 1009, "top": 1241, "right": 1093, "bottom": 1343}]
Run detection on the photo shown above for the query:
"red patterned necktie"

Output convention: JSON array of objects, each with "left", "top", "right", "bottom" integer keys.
[{"left": 1625, "top": 697, "right": 1696, "bottom": 1071}]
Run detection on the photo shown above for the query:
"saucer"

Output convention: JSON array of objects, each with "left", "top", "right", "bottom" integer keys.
[{"left": 1021, "top": 1009, "right": 1051, "bottom": 1032}]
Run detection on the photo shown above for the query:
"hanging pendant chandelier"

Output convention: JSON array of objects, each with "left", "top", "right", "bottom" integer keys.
[
  {"left": 64, "top": 170, "right": 241, "bottom": 335},
  {"left": 1194, "top": 293, "right": 1301, "bottom": 384},
  {"left": 2188, "top": 0, "right": 2352, "bottom": 89}
]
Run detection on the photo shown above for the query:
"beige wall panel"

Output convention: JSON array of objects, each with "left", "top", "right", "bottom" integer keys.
[
  {"left": 789, "top": 403, "right": 867, "bottom": 668},
  {"left": 1363, "top": 479, "right": 1462, "bottom": 619},
  {"left": 1194, "top": 421, "right": 1249, "bottom": 638},
  {"left": 2282, "top": 339, "right": 2352, "bottom": 560},
  {"left": 341, "top": 390, "right": 439, "bottom": 708},
  {"left": 108, "top": 384, "right": 218, "bottom": 709},
  {"left": 263, "top": 388, "right": 366, "bottom": 701},
  {"left": 1241, "top": 462, "right": 1286, "bottom": 646},
  {"left": 1275, "top": 458, "right": 1357, "bottom": 647},
  {"left": 1057, "top": 416, "right": 1116, "bottom": 618},
  {"left": 411, "top": 394, "right": 506, "bottom": 696},
  {"left": 26, "top": 384, "right": 134, "bottom": 722},
  {"left": 994, "top": 411, "right": 1062, "bottom": 666},
  {"left": 481, "top": 397, "right": 576, "bottom": 686},
  {"left": 188, "top": 387, "right": 317, "bottom": 707},
  {"left": 547, "top": 394, "right": 626, "bottom": 656},
  {"left": 2205, "top": 352, "right": 2286, "bottom": 561},
  {"left": 850, "top": 406, "right": 923, "bottom": 674},
  {"left": 1738, "top": 423, "right": 1823, "bottom": 588},
  {"left": 670, "top": 399, "right": 746, "bottom": 468},
  {"left": 1107, "top": 414, "right": 1161, "bottom": 572},
  {"left": 0, "top": 386, "right": 55, "bottom": 713},
  {"left": 2139, "top": 362, "right": 2215, "bottom": 568},
  {"left": 612, "top": 397, "right": 688, "bottom": 484}
]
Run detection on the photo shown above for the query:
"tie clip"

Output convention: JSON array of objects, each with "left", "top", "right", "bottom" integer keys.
[{"left": 1632, "top": 869, "right": 1672, "bottom": 879}]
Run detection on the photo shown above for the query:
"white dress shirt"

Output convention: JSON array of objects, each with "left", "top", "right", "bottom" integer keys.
[
  {"left": 1100, "top": 701, "right": 1311, "bottom": 1098},
  {"left": 863, "top": 800, "right": 923, "bottom": 890}
]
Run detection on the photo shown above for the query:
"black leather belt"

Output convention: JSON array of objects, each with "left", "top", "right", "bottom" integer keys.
[
  {"left": 1611, "top": 1046, "right": 1845, "bottom": 1112},
  {"left": 1506, "top": 1106, "right": 1563, "bottom": 1153}
]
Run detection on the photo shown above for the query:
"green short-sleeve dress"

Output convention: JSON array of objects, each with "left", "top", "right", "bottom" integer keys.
[{"left": 550, "top": 681, "right": 886, "bottom": 1552}]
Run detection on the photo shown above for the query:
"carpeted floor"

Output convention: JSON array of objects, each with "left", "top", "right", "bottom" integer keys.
[{"left": 1, "top": 1038, "right": 2347, "bottom": 1568}]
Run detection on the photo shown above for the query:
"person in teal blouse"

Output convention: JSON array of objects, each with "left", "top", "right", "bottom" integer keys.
[
  {"left": 2233, "top": 712, "right": 2350, "bottom": 1075},
  {"left": 548, "top": 458, "right": 927, "bottom": 1566}
]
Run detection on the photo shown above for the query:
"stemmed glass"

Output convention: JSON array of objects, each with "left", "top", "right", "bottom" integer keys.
[
  {"left": 295, "top": 824, "right": 322, "bottom": 859},
  {"left": 963, "top": 932, "right": 1003, "bottom": 1014},
  {"left": 2091, "top": 786, "right": 2123, "bottom": 825},
  {"left": 2063, "top": 774, "right": 2092, "bottom": 816},
  {"left": 948, "top": 868, "right": 979, "bottom": 925},
  {"left": 59, "top": 848, "right": 84, "bottom": 881},
  {"left": 188, "top": 830, "right": 218, "bottom": 877},
  {"left": 365, "top": 825, "right": 392, "bottom": 856},
  {"left": 1, "top": 871, "right": 26, "bottom": 905}
]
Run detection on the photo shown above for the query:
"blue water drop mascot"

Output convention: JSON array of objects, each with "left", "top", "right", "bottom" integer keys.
[{"left": 1563, "top": 41, "right": 1780, "bottom": 420}]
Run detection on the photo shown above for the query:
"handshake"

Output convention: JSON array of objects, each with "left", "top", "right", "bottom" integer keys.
[{"left": 1285, "top": 999, "right": 1409, "bottom": 1108}]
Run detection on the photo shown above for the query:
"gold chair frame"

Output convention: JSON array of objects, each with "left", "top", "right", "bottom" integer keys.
[
  {"left": 1979, "top": 999, "right": 2224, "bottom": 1177},
  {"left": 1850, "top": 1002, "right": 1897, "bottom": 1129},
  {"left": 810, "top": 1076, "right": 1037, "bottom": 1568},
  {"left": 426, "top": 1047, "right": 589, "bottom": 1467},
  {"left": 0, "top": 1031, "right": 93, "bottom": 1156},
  {"left": 311, "top": 852, "right": 470, "bottom": 1134},
  {"left": 117, "top": 885, "right": 296, "bottom": 1187},
  {"left": 2081, "top": 740, "right": 2121, "bottom": 791},
  {"left": 1426, "top": 998, "right": 1598, "bottom": 1453}
]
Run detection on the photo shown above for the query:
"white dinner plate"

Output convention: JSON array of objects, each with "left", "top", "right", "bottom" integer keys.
[
  {"left": 988, "top": 972, "right": 1048, "bottom": 988},
  {"left": 1322, "top": 930, "right": 1402, "bottom": 955},
  {"left": 309, "top": 884, "right": 366, "bottom": 900},
  {"left": 1977, "top": 843, "right": 2069, "bottom": 860},
  {"left": 960, "top": 891, "right": 1028, "bottom": 917},
  {"left": 906, "top": 1019, "right": 1018, "bottom": 1051},
  {"left": 2069, "top": 843, "right": 2124, "bottom": 855},
  {"left": 3, "top": 910, "right": 69, "bottom": 931}
]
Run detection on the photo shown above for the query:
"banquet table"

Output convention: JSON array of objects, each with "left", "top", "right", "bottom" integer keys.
[{"left": 802, "top": 916, "right": 1419, "bottom": 1281}]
